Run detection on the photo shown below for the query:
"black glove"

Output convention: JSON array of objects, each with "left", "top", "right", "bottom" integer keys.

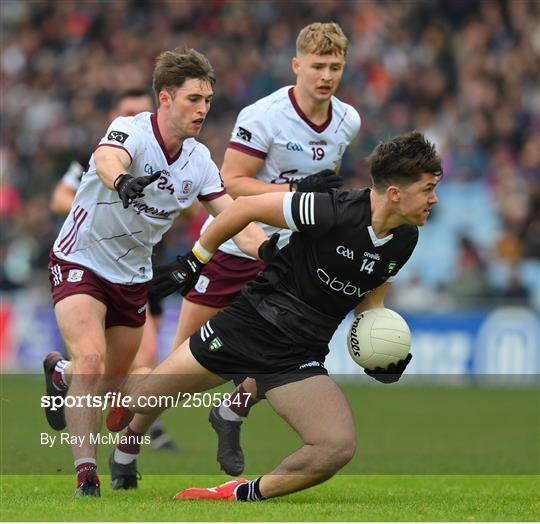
[
  {"left": 364, "top": 353, "right": 413, "bottom": 384},
  {"left": 115, "top": 171, "right": 161, "bottom": 209},
  {"left": 290, "top": 169, "right": 343, "bottom": 193},
  {"left": 150, "top": 251, "right": 204, "bottom": 298},
  {"left": 258, "top": 233, "right": 280, "bottom": 265}
]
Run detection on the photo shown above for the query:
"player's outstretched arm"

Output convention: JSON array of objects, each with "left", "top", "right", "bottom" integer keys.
[
  {"left": 94, "top": 145, "right": 132, "bottom": 189},
  {"left": 221, "top": 148, "right": 291, "bottom": 198},
  {"left": 150, "top": 193, "right": 287, "bottom": 298},
  {"left": 201, "top": 192, "right": 288, "bottom": 255},
  {"left": 222, "top": 148, "right": 343, "bottom": 197},
  {"left": 202, "top": 193, "right": 270, "bottom": 259}
]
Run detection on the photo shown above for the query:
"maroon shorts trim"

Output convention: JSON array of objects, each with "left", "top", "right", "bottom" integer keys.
[
  {"left": 184, "top": 250, "right": 264, "bottom": 308},
  {"left": 48, "top": 252, "right": 148, "bottom": 328}
]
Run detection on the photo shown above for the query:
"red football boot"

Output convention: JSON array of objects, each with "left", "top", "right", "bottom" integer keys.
[{"left": 175, "top": 478, "right": 248, "bottom": 500}]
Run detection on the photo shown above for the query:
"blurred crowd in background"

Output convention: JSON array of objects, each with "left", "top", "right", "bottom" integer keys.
[{"left": 1, "top": 0, "right": 538, "bottom": 310}]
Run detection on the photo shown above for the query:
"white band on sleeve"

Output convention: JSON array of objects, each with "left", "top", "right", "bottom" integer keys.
[
  {"left": 192, "top": 240, "right": 214, "bottom": 264},
  {"left": 282, "top": 192, "right": 299, "bottom": 232}
]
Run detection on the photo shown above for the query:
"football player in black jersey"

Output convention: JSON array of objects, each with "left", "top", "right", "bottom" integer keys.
[{"left": 109, "top": 130, "right": 441, "bottom": 501}]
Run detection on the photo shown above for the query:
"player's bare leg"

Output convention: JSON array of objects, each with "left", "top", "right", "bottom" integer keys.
[
  {"left": 124, "top": 339, "right": 227, "bottom": 417},
  {"left": 53, "top": 294, "right": 142, "bottom": 495},
  {"left": 173, "top": 298, "right": 223, "bottom": 347},
  {"left": 178, "top": 375, "right": 356, "bottom": 500},
  {"left": 259, "top": 375, "right": 356, "bottom": 497},
  {"left": 176, "top": 375, "right": 356, "bottom": 500},
  {"left": 131, "top": 312, "right": 178, "bottom": 451},
  {"left": 108, "top": 299, "right": 218, "bottom": 489},
  {"left": 132, "top": 313, "right": 159, "bottom": 369}
]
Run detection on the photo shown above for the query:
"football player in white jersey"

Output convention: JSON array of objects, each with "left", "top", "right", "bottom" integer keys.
[
  {"left": 42, "top": 48, "right": 268, "bottom": 497},
  {"left": 49, "top": 87, "right": 185, "bottom": 453},
  {"left": 124, "top": 22, "right": 361, "bottom": 477}
]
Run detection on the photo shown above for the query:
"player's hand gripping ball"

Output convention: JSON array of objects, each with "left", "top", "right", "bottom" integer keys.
[{"left": 347, "top": 308, "right": 412, "bottom": 383}]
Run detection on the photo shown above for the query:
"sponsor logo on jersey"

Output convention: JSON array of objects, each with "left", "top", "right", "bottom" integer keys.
[
  {"left": 337, "top": 143, "right": 346, "bottom": 157},
  {"left": 195, "top": 275, "right": 210, "bottom": 294},
  {"left": 107, "top": 130, "right": 129, "bottom": 144},
  {"left": 67, "top": 269, "right": 84, "bottom": 282},
  {"left": 182, "top": 180, "right": 193, "bottom": 194},
  {"left": 363, "top": 252, "right": 380, "bottom": 261},
  {"left": 131, "top": 201, "right": 173, "bottom": 219},
  {"left": 137, "top": 304, "right": 146, "bottom": 314},
  {"left": 387, "top": 261, "right": 397, "bottom": 274},
  {"left": 309, "top": 140, "right": 327, "bottom": 146},
  {"left": 316, "top": 268, "right": 370, "bottom": 299},
  {"left": 286, "top": 142, "right": 303, "bottom": 151},
  {"left": 298, "top": 360, "right": 323, "bottom": 370},
  {"left": 336, "top": 245, "right": 354, "bottom": 260},
  {"left": 236, "top": 127, "right": 252, "bottom": 142}
]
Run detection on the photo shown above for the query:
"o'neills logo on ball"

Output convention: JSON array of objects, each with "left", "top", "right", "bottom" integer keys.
[{"left": 349, "top": 318, "right": 362, "bottom": 357}]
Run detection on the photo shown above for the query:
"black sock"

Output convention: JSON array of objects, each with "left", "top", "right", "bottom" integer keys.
[{"left": 235, "top": 477, "right": 265, "bottom": 501}]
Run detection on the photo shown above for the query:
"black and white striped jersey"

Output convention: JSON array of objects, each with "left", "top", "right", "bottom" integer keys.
[{"left": 242, "top": 188, "right": 418, "bottom": 345}]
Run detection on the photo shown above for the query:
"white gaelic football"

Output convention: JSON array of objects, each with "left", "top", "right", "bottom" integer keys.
[{"left": 347, "top": 308, "right": 411, "bottom": 369}]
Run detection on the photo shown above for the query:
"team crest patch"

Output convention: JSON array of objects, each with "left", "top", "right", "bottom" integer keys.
[
  {"left": 195, "top": 275, "right": 210, "bottom": 294},
  {"left": 208, "top": 337, "right": 223, "bottom": 352},
  {"left": 182, "top": 180, "right": 193, "bottom": 194},
  {"left": 67, "top": 269, "right": 84, "bottom": 282},
  {"left": 387, "top": 261, "right": 397, "bottom": 274}
]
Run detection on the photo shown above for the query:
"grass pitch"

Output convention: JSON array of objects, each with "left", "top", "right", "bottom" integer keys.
[
  {"left": 1, "top": 376, "right": 538, "bottom": 520},
  {"left": 1, "top": 474, "right": 538, "bottom": 521}
]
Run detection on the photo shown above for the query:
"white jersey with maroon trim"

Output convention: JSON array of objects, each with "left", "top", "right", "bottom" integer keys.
[
  {"left": 201, "top": 85, "right": 361, "bottom": 259},
  {"left": 53, "top": 111, "right": 225, "bottom": 284}
]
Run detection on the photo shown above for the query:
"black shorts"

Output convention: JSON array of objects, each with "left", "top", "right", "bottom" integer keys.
[{"left": 189, "top": 297, "right": 328, "bottom": 398}]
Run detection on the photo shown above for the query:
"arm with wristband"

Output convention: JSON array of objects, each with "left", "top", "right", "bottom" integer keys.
[{"left": 150, "top": 193, "right": 287, "bottom": 297}]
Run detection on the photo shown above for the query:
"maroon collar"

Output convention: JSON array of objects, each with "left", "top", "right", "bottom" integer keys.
[
  {"left": 151, "top": 112, "right": 182, "bottom": 165},
  {"left": 288, "top": 87, "right": 332, "bottom": 133}
]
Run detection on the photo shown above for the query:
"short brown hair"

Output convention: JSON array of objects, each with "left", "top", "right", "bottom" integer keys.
[
  {"left": 152, "top": 48, "right": 216, "bottom": 102},
  {"left": 296, "top": 22, "right": 348, "bottom": 57},
  {"left": 368, "top": 131, "right": 442, "bottom": 192}
]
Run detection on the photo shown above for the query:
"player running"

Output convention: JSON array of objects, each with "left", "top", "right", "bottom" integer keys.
[
  {"left": 42, "top": 48, "right": 267, "bottom": 497},
  {"left": 108, "top": 130, "right": 442, "bottom": 501},
  {"left": 48, "top": 88, "right": 180, "bottom": 453},
  {"left": 116, "top": 21, "right": 361, "bottom": 478}
]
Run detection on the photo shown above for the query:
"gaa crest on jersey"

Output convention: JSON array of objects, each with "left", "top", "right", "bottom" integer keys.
[
  {"left": 182, "top": 180, "right": 193, "bottom": 194},
  {"left": 387, "top": 261, "right": 397, "bottom": 274},
  {"left": 236, "top": 126, "right": 252, "bottom": 142},
  {"left": 67, "top": 269, "right": 84, "bottom": 282},
  {"left": 107, "top": 130, "right": 129, "bottom": 144}
]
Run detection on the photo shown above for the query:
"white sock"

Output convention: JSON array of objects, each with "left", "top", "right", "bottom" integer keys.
[
  {"left": 218, "top": 404, "right": 242, "bottom": 422},
  {"left": 74, "top": 457, "right": 96, "bottom": 467},
  {"left": 114, "top": 448, "right": 137, "bottom": 465}
]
